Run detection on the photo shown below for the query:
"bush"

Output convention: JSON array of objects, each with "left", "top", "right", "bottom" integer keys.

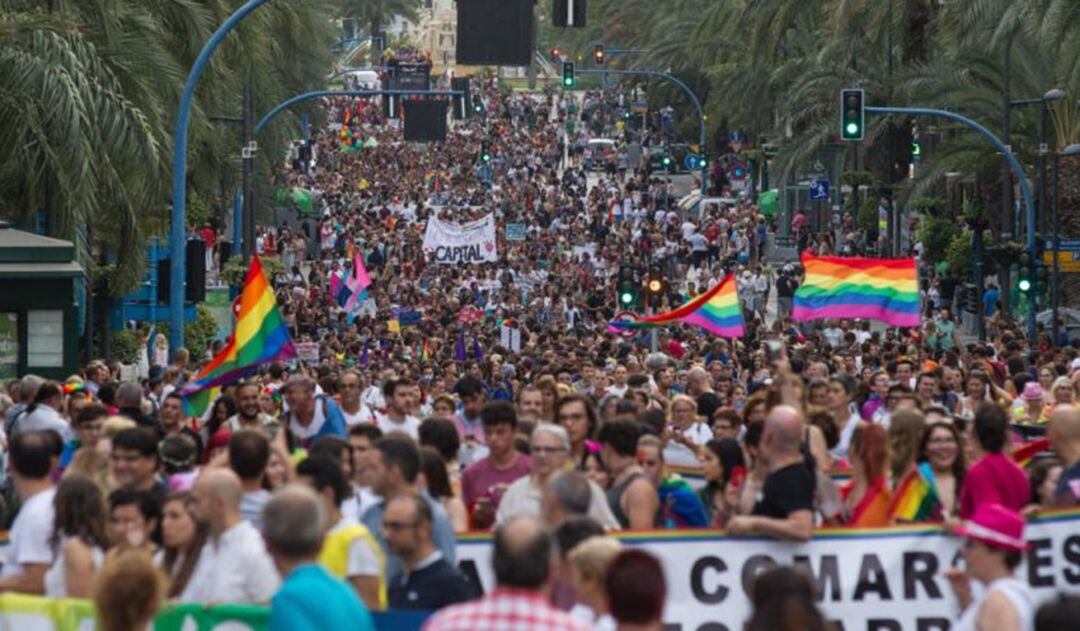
[
  {"left": 108, "top": 329, "right": 142, "bottom": 364},
  {"left": 945, "top": 231, "right": 974, "bottom": 282},
  {"left": 221, "top": 255, "right": 285, "bottom": 287},
  {"left": 184, "top": 304, "right": 220, "bottom": 358},
  {"left": 917, "top": 215, "right": 961, "bottom": 266}
]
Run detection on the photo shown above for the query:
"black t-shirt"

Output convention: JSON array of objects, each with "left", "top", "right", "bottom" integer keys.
[
  {"left": 388, "top": 557, "right": 476, "bottom": 611},
  {"left": 752, "top": 462, "right": 815, "bottom": 519}
]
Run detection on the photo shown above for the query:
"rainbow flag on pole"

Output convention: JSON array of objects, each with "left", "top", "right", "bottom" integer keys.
[
  {"left": 1012, "top": 437, "right": 1050, "bottom": 468},
  {"left": 793, "top": 254, "right": 920, "bottom": 327},
  {"left": 607, "top": 274, "right": 744, "bottom": 338},
  {"left": 181, "top": 256, "right": 297, "bottom": 415},
  {"left": 887, "top": 463, "right": 942, "bottom": 523}
]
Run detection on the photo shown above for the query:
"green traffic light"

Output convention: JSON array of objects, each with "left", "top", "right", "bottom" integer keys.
[
  {"left": 620, "top": 292, "right": 634, "bottom": 305},
  {"left": 846, "top": 122, "right": 859, "bottom": 135},
  {"left": 662, "top": 156, "right": 672, "bottom": 166},
  {"left": 1019, "top": 279, "right": 1032, "bottom": 292}
]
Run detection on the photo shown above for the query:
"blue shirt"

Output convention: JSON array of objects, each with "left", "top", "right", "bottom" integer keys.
[{"left": 269, "top": 564, "right": 374, "bottom": 631}]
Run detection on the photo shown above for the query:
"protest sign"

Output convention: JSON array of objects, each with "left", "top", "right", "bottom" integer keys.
[
  {"left": 422, "top": 214, "right": 498, "bottom": 264},
  {"left": 295, "top": 341, "right": 320, "bottom": 364},
  {"left": 455, "top": 510, "right": 1080, "bottom": 631},
  {"left": 505, "top": 223, "right": 526, "bottom": 241}
]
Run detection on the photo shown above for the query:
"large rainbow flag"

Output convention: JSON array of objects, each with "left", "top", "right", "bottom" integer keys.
[
  {"left": 181, "top": 256, "right": 297, "bottom": 415},
  {"left": 607, "top": 274, "right": 744, "bottom": 338},
  {"left": 793, "top": 254, "right": 920, "bottom": 328}
]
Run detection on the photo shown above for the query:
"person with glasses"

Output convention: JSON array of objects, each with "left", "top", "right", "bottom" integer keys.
[
  {"left": 385, "top": 493, "right": 475, "bottom": 611},
  {"left": 496, "top": 425, "right": 618, "bottom": 529}
]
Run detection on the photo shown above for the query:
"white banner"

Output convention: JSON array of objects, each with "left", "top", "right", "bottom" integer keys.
[
  {"left": 455, "top": 510, "right": 1080, "bottom": 631},
  {"left": 422, "top": 213, "right": 498, "bottom": 264}
]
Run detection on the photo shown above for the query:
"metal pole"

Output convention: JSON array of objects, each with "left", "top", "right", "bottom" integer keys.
[
  {"left": 170, "top": 0, "right": 271, "bottom": 353},
  {"left": 1001, "top": 39, "right": 1013, "bottom": 321},
  {"left": 242, "top": 74, "right": 255, "bottom": 263},
  {"left": 1052, "top": 152, "right": 1060, "bottom": 346},
  {"left": 866, "top": 105, "right": 1038, "bottom": 341},
  {"left": 577, "top": 68, "right": 708, "bottom": 194}
]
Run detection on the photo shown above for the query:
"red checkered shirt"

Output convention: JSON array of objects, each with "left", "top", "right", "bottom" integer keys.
[{"left": 421, "top": 587, "right": 590, "bottom": 631}]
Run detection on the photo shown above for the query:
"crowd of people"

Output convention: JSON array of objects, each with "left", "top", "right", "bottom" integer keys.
[{"left": 1, "top": 78, "right": 1080, "bottom": 630}]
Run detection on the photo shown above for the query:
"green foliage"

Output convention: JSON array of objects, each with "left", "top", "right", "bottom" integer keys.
[
  {"left": 918, "top": 215, "right": 962, "bottom": 266},
  {"left": 108, "top": 329, "right": 142, "bottom": 364},
  {"left": 221, "top": 255, "right": 285, "bottom": 287},
  {"left": 184, "top": 304, "right": 220, "bottom": 357},
  {"left": 910, "top": 197, "right": 946, "bottom": 217},
  {"left": 946, "top": 231, "right": 974, "bottom": 282}
]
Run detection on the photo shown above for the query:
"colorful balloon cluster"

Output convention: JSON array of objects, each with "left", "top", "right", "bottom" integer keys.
[{"left": 339, "top": 111, "right": 362, "bottom": 153}]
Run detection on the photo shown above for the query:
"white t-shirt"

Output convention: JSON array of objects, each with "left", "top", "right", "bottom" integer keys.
[
  {"left": 2, "top": 487, "right": 56, "bottom": 578},
  {"left": 341, "top": 405, "right": 369, "bottom": 427},
  {"left": 379, "top": 414, "right": 421, "bottom": 440}
]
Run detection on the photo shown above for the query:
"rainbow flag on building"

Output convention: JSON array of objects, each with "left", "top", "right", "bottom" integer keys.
[
  {"left": 607, "top": 274, "right": 744, "bottom": 338},
  {"left": 793, "top": 254, "right": 920, "bottom": 328},
  {"left": 181, "top": 256, "right": 297, "bottom": 415},
  {"left": 887, "top": 463, "right": 942, "bottom": 523}
]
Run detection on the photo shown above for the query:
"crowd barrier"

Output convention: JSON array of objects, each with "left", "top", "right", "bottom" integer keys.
[
  {"left": 5, "top": 509, "right": 1079, "bottom": 631},
  {"left": 0, "top": 595, "right": 431, "bottom": 631}
]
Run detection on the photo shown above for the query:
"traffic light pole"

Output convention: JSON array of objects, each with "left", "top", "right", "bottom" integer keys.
[
  {"left": 577, "top": 68, "right": 708, "bottom": 195},
  {"left": 865, "top": 106, "right": 1037, "bottom": 343}
]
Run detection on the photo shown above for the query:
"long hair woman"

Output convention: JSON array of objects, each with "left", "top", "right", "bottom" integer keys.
[
  {"left": 156, "top": 492, "right": 207, "bottom": 599},
  {"left": 914, "top": 422, "right": 967, "bottom": 519},
  {"left": 840, "top": 424, "right": 892, "bottom": 527},
  {"left": 46, "top": 475, "right": 108, "bottom": 598}
]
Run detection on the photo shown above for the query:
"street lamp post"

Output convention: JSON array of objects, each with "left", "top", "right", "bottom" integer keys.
[
  {"left": 1053, "top": 143, "right": 1080, "bottom": 346},
  {"left": 170, "top": 0, "right": 271, "bottom": 353}
]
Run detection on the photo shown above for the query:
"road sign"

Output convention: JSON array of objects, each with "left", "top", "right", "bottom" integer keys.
[
  {"left": 683, "top": 154, "right": 702, "bottom": 171},
  {"left": 1043, "top": 251, "right": 1080, "bottom": 272},
  {"left": 1044, "top": 239, "right": 1080, "bottom": 252},
  {"left": 612, "top": 312, "right": 638, "bottom": 339},
  {"left": 809, "top": 178, "right": 830, "bottom": 201}
]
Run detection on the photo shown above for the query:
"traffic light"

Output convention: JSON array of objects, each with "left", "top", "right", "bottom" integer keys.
[
  {"left": 965, "top": 284, "right": 979, "bottom": 314},
  {"left": 662, "top": 155, "right": 672, "bottom": 168},
  {"left": 840, "top": 88, "right": 865, "bottom": 141},
  {"left": 550, "top": 47, "right": 562, "bottom": 60},
  {"left": 1035, "top": 262, "right": 1049, "bottom": 295},
  {"left": 594, "top": 44, "right": 605, "bottom": 65},
  {"left": 617, "top": 264, "right": 639, "bottom": 308},
  {"left": 481, "top": 140, "right": 492, "bottom": 163},
  {"left": 562, "top": 61, "right": 575, "bottom": 89},
  {"left": 645, "top": 268, "right": 668, "bottom": 300}
]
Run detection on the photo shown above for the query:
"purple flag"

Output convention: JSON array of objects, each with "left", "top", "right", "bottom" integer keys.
[{"left": 454, "top": 330, "right": 466, "bottom": 362}]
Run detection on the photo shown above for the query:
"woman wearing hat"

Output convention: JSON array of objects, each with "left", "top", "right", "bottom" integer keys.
[
  {"left": 945, "top": 503, "right": 1035, "bottom": 631},
  {"left": 1014, "top": 382, "right": 1047, "bottom": 425}
]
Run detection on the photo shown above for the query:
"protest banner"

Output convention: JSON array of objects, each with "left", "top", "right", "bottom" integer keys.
[
  {"left": 455, "top": 509, "right": 1080, "bottom": 631},
  {"left": 422, "top": 214, "right": 498, "bottom": 264}
]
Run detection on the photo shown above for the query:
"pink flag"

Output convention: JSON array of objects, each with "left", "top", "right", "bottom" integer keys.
[
  {"left": 354, "top": 253, "right": 372, "bottom": 290},
  {"left": 329, "top": 272, "right": 341, "bottom": 299}
]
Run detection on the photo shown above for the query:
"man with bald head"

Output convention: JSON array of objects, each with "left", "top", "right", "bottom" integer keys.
[
  {"left": 727, "top": 405, "right": 815, "bottom": 541},
  {"left": 181, "top": 469, "right": 280, "bottom": 603},
  {"left": 1049, "top": 405, "right": 1080, "bottom": 506},
  {"left": 423, "top": 515, "right": 588, "bottom": 630}
]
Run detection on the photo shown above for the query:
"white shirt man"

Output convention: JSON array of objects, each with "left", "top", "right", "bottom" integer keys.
[{"left": 181, "top": 519, "right": 280, "bottom": 604}]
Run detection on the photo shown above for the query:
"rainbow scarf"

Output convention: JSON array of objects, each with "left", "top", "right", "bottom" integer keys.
[
  {"left": 608, "top": 274, "right": 744, "bottom": 338},
  {"left": 793, "top": 254, "right": 920, "bottom": 328},
  {"left": 182, "top": 256, "right": 297, "bottom": 415},
  {"left": 887, "top": 463, "right": 942, "bottom": 523}
]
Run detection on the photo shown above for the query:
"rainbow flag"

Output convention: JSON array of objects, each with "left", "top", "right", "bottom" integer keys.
[
  {"left": 887, "top": 463, "right": 942, "bottom": 522},
  {"left": 793, "top": 254, "right": 920, "bottom": 328},
  {"left": 607, "top": 274, "right": 744, "bottom": 338},
  {"left": 1012, "top": 438, "right": 1050, "bottom": 468},
  {"left": 181, "top": 256, "right": 297, "bottom": 415}
]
